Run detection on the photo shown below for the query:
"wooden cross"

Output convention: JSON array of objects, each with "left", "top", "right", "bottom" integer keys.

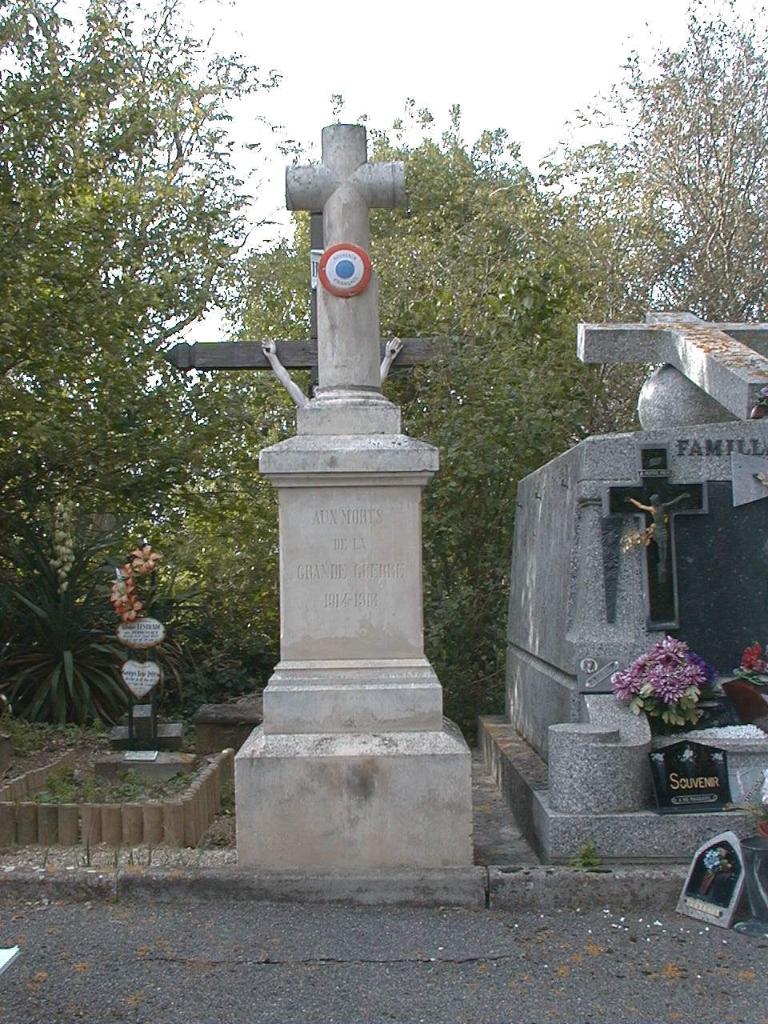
[{"left": 165, "top": 337, "right": 438, "bottom": 375}]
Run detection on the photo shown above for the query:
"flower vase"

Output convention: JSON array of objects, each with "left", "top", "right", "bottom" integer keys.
[{"left": 734, "top": 836, "right": 768, "bottom": 938}]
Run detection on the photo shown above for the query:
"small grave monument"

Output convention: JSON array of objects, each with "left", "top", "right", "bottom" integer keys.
[
  {"left": 649, "top": 741, "right": 731, "bottom": 814},
  {"left": 677, "top": 830, "right": 745, "bottom": 928},
  {"left": 102, "top": 544, "right": 189, "bottom": 781},
  {"left": 486, "top": 312, "right": 768, "bottom": 861}
]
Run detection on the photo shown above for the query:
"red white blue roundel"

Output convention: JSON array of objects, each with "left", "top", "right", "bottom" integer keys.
[{"left": 318, "top": 243, "right": 372, "bottom": 298}]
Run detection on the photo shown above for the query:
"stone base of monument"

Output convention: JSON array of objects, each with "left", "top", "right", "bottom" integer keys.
[
  {"left": 235, "top": 722, "right": 472, "bottom": 870},
  {"left": 480, "top": 715, "right": 754, "bottom": 863}
]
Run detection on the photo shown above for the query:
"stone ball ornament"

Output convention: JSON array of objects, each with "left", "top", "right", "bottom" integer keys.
[
  {"left": 637, "top": 364, "right": 736, "bottom": 429},
  {"left": 318, "top": 243, "right": 372, "bottom": 298}
]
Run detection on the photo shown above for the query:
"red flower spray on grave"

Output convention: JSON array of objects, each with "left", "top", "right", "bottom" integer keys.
[
  {"left": 109, "top": 543, "right": 162, "bottom": 623},
  {"left": 738, "top": 642, "right": 768, "bottom": 679}
]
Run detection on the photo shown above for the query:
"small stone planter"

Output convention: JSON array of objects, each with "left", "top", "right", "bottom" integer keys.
[{"left": 0, "top": 749, "right": 233, "bottom": 849}]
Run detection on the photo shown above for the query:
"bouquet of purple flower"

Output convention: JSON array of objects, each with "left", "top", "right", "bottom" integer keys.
[{"left": 611, "top": 636, "right": 711, "bottom": 728}]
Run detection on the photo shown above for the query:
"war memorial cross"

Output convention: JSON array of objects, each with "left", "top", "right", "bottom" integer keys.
[{"left": 165, "top": 125, "right": 437, "bottom": 395}]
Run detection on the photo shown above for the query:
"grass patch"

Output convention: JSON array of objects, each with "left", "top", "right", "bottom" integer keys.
[
  {"left": 1, "top": 718, "right": 108, "bottom": 758},
  {"left": 33, "top": 765, "right": 192, "bottom": 804}
]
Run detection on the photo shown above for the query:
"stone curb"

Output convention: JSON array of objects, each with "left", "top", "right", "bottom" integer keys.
[
  {"left": 488, "top": 865, "right": 687, "bottom": 911},
  {"left": 0, "top": 864, "right": 688, "bottom": 911}
]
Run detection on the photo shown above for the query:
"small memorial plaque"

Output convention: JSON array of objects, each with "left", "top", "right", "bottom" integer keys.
[
  {"left": 677, "top": 830, "right": 744, "bottom": 928},
  {"left": 649, "top": 740, "right": 731, "bottom": 813},
  {"left": 123, "top": 750, "right": 159, "bottom": 762},
  {"left": 121, "top": 659, "right": 162, "bottom": 699},
  {"left": 117, "top": 617, "right": 166, "bottom": 649},
  {"left": 577, "top": 656, "right": 620, "bottom": 693}
]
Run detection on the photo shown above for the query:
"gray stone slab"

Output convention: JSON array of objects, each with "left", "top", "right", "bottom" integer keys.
[
  {"left": 488, "top": 865, "right": 687, "bottom": 911},
  {"left": 94, "top": 752, "right": 196, "bottom": 783},
  {"left": 505, "top": 647, "right": 576, "bottom": 759},
  {"left": 194, "top": 699, "right": 263, "bottom": 754},
  {"left": 533, "top": 790, "right": 752, "bottom": 864},
  {"left": 259, "top": 432, "right": 439, "bottom": 477},
  {"left": 547, "top": 719, "right": 649, "bottom": 815}
]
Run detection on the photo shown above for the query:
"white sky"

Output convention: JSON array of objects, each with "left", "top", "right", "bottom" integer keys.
[{"left": 178, "top": 0, "right": 758, "bottom": 338}]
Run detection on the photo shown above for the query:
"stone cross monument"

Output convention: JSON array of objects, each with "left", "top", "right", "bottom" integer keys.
[
  {"left": 235, "top": 125, "right": 473, "bottom": 871},
  {"left": 285, "top": 123, "right": 404, "bottom": 433}
]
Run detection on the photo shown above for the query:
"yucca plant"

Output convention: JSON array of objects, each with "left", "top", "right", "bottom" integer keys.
[{"left": 0, "top": 505, "right": 128, "bottom": 724}]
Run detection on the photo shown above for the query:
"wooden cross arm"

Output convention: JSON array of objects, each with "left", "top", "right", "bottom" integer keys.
[
  {"left": 577, "top": 313, "right": 768, "bottom": 420},
  {"left": 164, "top": 338, "right": 440, "bottom": 372}
]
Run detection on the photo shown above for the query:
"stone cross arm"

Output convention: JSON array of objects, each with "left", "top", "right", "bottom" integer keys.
[
  {"left": 578, "top": 313, "right": 768, "bottom": 420},
  {"left": 286, "top": 124, "right": 405, "bottom": 250}
]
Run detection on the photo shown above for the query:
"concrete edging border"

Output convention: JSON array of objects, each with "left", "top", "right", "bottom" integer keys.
[
  {"left": 0, "top": 863, "right": 687, "bottom": 911},
  {"left": 0, "top": 749, "right": 234, "bottom": 848}
]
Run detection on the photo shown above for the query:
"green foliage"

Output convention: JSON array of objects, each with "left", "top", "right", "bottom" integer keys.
[
  {"left": 0, "top": 0, "right": 281, "bottom": 716},
  {"left": 0, "top": 506, "right": 127, "bottom": 724},
  {"left": 570, "top": 839, "right": 601, "bottom": 870},
  {"left": 548, "top": 0, "right": 768, "bottom": 321},
  {"left": 0, "top": 0, "right": 276, "bottom": 518}
]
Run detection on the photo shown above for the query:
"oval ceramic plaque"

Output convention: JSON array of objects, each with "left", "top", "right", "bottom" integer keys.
[
  {"left": 117, "top": 617, "right": 165, "bottom": 649},
  {"left": 121, "top": 659, "right": 162, "bottom": 700}
]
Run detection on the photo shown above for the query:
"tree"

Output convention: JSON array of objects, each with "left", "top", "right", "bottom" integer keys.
[
  {"left": 0, "top": 0, "right": 278, "bottom": 518},
  {"left": 548, "top": 1, "right": 768, "bottom": 321},
  {"left": 0, "top": 0, "right": 282, "bottom": 717}
]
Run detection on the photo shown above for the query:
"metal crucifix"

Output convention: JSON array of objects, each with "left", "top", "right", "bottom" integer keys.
[{"left": 603, "top": 446, "right": 707, "bottom": 629}]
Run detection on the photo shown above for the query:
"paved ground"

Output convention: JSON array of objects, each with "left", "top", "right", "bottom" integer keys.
[
  {"left": 1, "top": 893, "right": 767, "bottom": 1023},
  {"left": 4, "top": 754, "right": 761, "bottom": 1023}
]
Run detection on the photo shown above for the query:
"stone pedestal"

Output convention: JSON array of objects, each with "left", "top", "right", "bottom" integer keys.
[
  {"left": 236, "top": 725, "right": 471, "bottom": 869},
  {"left": 235, "top": 434, "right": 473, "bottom": 870}
]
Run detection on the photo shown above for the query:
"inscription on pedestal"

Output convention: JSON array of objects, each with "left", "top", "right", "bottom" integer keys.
[
  {"left": 280, "top": 488, "right": 423, "bottom": 660},
  {"left": 299, "top": 504, "right": 407, "bottom": 610}
]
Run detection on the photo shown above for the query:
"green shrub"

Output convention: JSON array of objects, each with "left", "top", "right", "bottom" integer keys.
[{"left": 0, "top": 507, "right": 127, "bottom": 724}]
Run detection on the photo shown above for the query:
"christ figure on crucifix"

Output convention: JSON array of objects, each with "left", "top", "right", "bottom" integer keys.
[
  {"left": 625, "top": 491, "right": 691, "bottom": 582},
  {"left": 260, "top": 336, "right": 404, "bottom": 408}
]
